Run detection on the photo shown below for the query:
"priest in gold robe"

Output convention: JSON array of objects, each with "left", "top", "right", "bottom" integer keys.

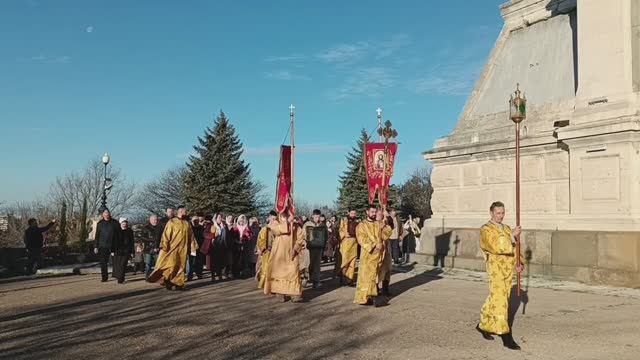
[
  {"left": 263, "top": 211, "right": 306, "bottom": 302},
  {"left": 256, "top": 211, "right": 277, "bottom": 290},
  {"left": 147, "top": 205, "right": 198, "bottom": 291},
  {"left": 476, "top": 201, "right": 523, "bottom": 350},
  {"left": 353, "top": 205, "right": 392, "bottom": 306},
  {"left": 338, "top": 209, "right": 359, "bottom": 286}
]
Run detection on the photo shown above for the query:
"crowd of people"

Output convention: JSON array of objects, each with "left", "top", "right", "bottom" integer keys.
[
  {"left": 23, "top": 201, "right": 524, "bottom": 350},
  {"left": 87, "top": 205, "right": 421, "bottom": 304}
]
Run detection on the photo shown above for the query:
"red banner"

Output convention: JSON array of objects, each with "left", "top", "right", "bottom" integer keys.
[
  {"left": 275, "top": 145, "right": 294, "bottom": 214},
  {"left": 364, "top": 142, "right": 398, "bottom": 206}
]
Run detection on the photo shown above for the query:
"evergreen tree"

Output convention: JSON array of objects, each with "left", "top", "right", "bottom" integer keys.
[
  {"left": 59, "top": 201, "right": 68, "bottom": 247},
  {"left": 78, "top": 196, "right": 89, "bottom": 251},
  {"left": 337, "top": 129, "right": 399, "bottom": 217},
  {"left": 183, "top": 111, "right": 261, "bottom": 215}
]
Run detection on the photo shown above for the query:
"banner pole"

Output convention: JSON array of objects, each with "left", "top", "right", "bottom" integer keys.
[{"left": 289, "top": 104, "right": 295, "bottom": 216}]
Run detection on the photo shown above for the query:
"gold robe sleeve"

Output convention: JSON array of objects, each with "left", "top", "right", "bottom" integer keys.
[
  {"left": 381, "top": 224, "right": 392, "bottom": 242},
  {"left": 257, "top": 227, "right": 268, "bottom": 252},
  {"left": 188, "top": 224, "right": 198, "bottom": 252},
  {"left": 480, "top": 224, "right": 514, "bottom": 256},
  {"left": 160, "top": 221, "right": 173, "bottom": 252},
  {"left": 294, "top": 225, "right": 306, "bottom": 253},
  {"left": 339, "top": 219, "right": 348, "bottom": 240}
]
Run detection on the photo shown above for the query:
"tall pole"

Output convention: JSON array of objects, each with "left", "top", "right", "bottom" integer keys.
[
  {"left": 376, "top": 107, "right": 383, "bottom": 142},
  {"left": 98, "top": 153, "right": 110, "bottom": 214},
  {"left": 509, "top": 84, "right": 526, "bottom": 297},
  {"left": 515, "top": 122, "right": 521, "bottom": 296},
  {"left": 289, "top": 104, "right": 296, "bottom": 216}
]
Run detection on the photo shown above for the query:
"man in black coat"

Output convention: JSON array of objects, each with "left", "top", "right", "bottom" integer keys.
[
  {"left": 23, "top": 218, "right": 56, "bottom": 275},
  {"left": 143, "top": 214, "right": 163, "bottom": 280},
  {"left": 94, "top": 209, "right": 121, "bottom": 282}
]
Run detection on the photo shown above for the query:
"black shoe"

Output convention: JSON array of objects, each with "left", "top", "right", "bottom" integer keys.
[
  {"left": 373, "top": 297, "right": 385, "bottom": 307},
  {"left": 501, "top": 333, "right": 521, "bottom": 350},
  {"left": 165, "top": 280, "right": 173, "bottom": 290},
  {"left": 382, "top": 280, "right": 392, "bottom": 296},
  {"left": 101, "top": 279, "right": 108, "bottom": 283},
  {"left": 475, "top": 324, "right": 494, "bottom": 341}
]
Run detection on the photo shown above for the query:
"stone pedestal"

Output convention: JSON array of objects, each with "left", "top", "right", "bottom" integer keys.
[{"left": 422, "top": 0, "right": 640, "bottom": 287}]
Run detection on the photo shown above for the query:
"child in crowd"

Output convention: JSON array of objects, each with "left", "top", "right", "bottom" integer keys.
[{"left": 133, "top": 241, "right": 145, "bottom": 275}]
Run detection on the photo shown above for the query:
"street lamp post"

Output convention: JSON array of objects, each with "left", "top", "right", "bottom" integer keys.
[
  {"left": 97, "top": 153, "right": 111, "bottom": 214},
  {"left": 509, "top": 84, "right": 526, "bottom": 296}
]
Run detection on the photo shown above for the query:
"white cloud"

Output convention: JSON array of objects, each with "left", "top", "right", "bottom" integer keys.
[
  {"left": 410, "top": 62, "right": 483, "bottom": 96},
  {"left": 316, "top": 42, "right": 369, "bottom": 63},
  {"left": 264, "top": 54, "right": 305, "bottom": 62},
  {"left": 331, "top": 67, "right": 394, "bottom": 100},
  {"left": 54, "top": 56, "right": 71, "bottom": 63},
  {"left": 86, "top": 26, "right": 94, "bottom": 33},
  {"left": 377, "top": 34, "right": 411, "bottom": 58},
  {"left": 264, "top": 70, "right": 310, "bottom": 81},
  {"left": 25, "top": 55, "right": 71, "bottom": 64}
]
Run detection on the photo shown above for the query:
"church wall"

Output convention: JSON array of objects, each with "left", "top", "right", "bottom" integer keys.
[
  {"left": 421, "top": 0, "right": 640, "bottom": 287},
  {"left": 416, "top": 227, "right": 640, "bottom": 287}
]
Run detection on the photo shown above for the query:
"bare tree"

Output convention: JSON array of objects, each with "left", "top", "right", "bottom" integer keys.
[
  {"left": 48, "top": 159, "right": 137, "bottom": 219},
  {"left": 135, "top": 166, "right": 186, "bottom": 216},
  {"left": 0, "top": 199, "right": 58, "bottom": 247},
  {"left": 293, "top": 200, "right": 337, "bottom": 218}
]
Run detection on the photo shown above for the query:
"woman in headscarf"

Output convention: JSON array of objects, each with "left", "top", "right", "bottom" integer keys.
[
  {"left": 246, "top": 216, "right": 260, "bottom": 278},
  {"left": 402, "top": 216, "right": 422, "bottom": 264},
  {"left": 232, "top": 214, "right": 253, "bottom": 279}
]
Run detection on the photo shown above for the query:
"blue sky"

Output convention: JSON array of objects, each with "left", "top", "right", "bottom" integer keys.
[{"left": 0, "top": 0, "right": 504, "bottom": 206}]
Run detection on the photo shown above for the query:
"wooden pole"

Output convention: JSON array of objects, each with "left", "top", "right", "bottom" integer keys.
[
  {"left": 515, "top": 122, "right": 522, "bottom": 296},
  {"left": 289, "top": 104, "right": 295, "bottom": 216},
  {"left": 381, "top": 138, "right": 388, "bottom": 212}
]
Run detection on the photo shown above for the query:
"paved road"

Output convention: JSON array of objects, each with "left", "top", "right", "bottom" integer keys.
[{"left": 1, "top": 265, "right": 639, "bottom": 360}]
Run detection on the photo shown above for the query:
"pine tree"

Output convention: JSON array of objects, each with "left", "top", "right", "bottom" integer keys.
[
  {"left": 337, "top": 129, "right": 399, "bottom": 217},
  {"left": 183, "top": 111, "right": 261, "bottom": 215},
  {"left": 78, "top": 196, "right": 89, "bottom": 251},
  {"left": 59, "top": 201, "right": 68, "bottom": 248}
]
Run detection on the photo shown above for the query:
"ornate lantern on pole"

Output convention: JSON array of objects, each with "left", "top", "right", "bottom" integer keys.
[
  {"left": 509, "top": 84, "right": 526, "bottom": 296},
  {"left": 97, "top": 153, "right": 111, "bottom": 215}
]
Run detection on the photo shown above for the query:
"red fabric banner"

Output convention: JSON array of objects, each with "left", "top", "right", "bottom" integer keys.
[
  {"left": 275, "top": 145, "right": 294, "bottom": 214},
  {"left": 364, "top": 142, "right": 398, "bottom": 206}
]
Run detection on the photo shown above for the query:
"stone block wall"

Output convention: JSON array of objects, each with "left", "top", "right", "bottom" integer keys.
[{"left": 418, "top": 226, "right": 640, "bottom": 288}]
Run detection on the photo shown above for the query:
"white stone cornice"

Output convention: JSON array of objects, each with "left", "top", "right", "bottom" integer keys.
[{"left": 500, "top": 0, "right": 577, "bottom": 30}]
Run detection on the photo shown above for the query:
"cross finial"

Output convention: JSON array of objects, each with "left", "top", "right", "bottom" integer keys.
[
  {"left": 376, "top": 107, "right": 382, "bottom": 117},
  {"left": 289, "top": 104, "right": 295, "bottom": 115}
]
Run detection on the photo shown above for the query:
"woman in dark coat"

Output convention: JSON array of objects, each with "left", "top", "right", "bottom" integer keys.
[
  {"left": 112, "top": 218, "right": 134, "bottom": 284},
  {"left": 245, "top": 217, "right": 261, "bottom": 278}
]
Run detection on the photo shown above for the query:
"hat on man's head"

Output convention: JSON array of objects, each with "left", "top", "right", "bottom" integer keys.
[{"left": 119, "top": 217, "right": 128, "bottom": 223}]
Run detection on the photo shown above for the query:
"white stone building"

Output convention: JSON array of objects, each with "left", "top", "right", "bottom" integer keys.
[{"left": 421, "top": 0, "right": 640, "bottom": 287}]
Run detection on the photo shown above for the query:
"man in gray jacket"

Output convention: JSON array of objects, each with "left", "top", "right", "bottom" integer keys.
[{"left": 303, "top": 209, "right": 328, "bottom": 289}]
